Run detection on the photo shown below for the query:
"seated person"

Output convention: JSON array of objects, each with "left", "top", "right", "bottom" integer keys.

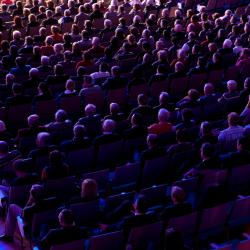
[
  {"left": 45, "top": 109, "right": 73, "bottom": 145},
  {"left": 221, "top": 136, "right": 250, "bottom": 168},
  {"left": 104, "top": 103, "right": 125, "bottom": 123},
  {"left": 218, "top": 112, "right": 244, "bottom": 152},
  {"left": 93, "top": 119, "right": 121, "bottom": 147},
  {"left": 28, "top": 132, "right": 57, "bottom": 164},
  {"left": 123, "top": 113, "right": 148, "bottom": 140},
  {"left": 60, "top": 125, "right": 91, "bottom": 152},
  {"left": 195, "top": 121, "right": 218, "bottom": 149},
  {"left": 128, "top": 94, "right": 153, "bottom": 123},
  {"left": 176, "top": 89, "right": 200, "bottom": 109},
  {"left": 167, "top": 129, "right": 193, "bottom": 158},
  {"left": 76, "top": 104, "right": 102, "bottom": 139},
  {"left": 70, "top": 178, "right": 99, "bottom": 204},
  {"left": 218, "top": 80, "right": 240, "bottom": 106},
  {"left": 16, "top": 114, "right": 45, "bottom": 144},
  {"left": 5, "top": 83, "right": 32, "bottom": 108},
  {"left": 0, "top": 184, "right": 55, "bottom": 242},
  {"left": 57, "top": 79, "right": 78, "bottom": 100},
  {"left": 140, "top": 134, "right": 166, "bottom": 167},
  {"left": 41, "top": 150, "right": 69, "bottom": 181},
  {"left": 40, "top": 209, "right": 87, "bottom": 250},
  {"left": 148, "top": 108, "right": 173, "bottom": 135},
  {"left": 184, "top": 143, "right": 221, "bottom": 177},
  {"left": 160, "top": 186, "right": 192, "bottom": 223}
]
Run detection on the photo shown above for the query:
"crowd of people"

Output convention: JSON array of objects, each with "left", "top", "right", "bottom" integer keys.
[{"left": 0, "top": 0, "right": 249, "bottom": 249}]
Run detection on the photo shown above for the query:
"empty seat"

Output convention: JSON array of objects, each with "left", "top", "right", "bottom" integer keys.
[
  {"left": 65, "top": 146, "right": 95, "bottom": 174},
  {"left": 70, "top": 200, "right": 100, "bottom": 227},
  {"left": 167, "top": 212, "right": 198, "bottom": 239},
  {"left": 111, "top": 163, "right": 140, "bottom": 193},
  {"left": 35, "top": 99, "right": 57, "bottom": 123},
  {"left": 96, "top": 140, "right": 123, "bottom": 169},
  {"left": 198, "top": 203, "right": 231, "bottom": 238},
  {"left": 228, "top": 196, "right": 250, "bottom": 228},
  {"left": 141, "top": 156, "right": 171, "bottom": 188},
  {"left": 188, "top": 73, "right": 208, "bottom": 93},
  {"left": 59, "top": 95, "right": 82, "bottom": 119},
  {"left": 150, "top": 80, "right": 168, "bottom": 100}
]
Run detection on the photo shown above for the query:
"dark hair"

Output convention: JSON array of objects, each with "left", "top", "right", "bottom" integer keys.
[
  {"left": 201, "top": 143, "right": 215, "bottom": 158},
  {"left": 49, "top": 150, "right": 64, "bottom": 167},
  {"left": 60, "top": 209, "right": 75, "bottom": 226}
]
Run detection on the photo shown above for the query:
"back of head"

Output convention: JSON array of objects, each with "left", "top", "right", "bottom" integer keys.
[
  {"left": 228, "top": 112, "right": 240, "bottom": 126},
  {"left": 28, "top": 114, "right": 40, "bottom": 128},
  {"left": 85, "top": 104, "right": 96, "bottom": 116},
  {"left": 201, "top": 142, "right": 215, "bottom": 158},
  {"left": 81, "top": 178, "right": 98, "bottom": 199},
  {"left": 73, "top": 124, "right": 86, "bottom": 139},
  {"left": 49, "top": 150, "right": 63, "bottom": 166},
  {"left": 55, "top": 109, "right": 67, "bottom": 122},
  {"left": 171, "top": 186, "right": 186, "bottom": 203},
  {"left": 36, "top": 132, "right": 51, "bottom": 148},
  {"left": 158, "top": 108, "right": 169, "bottom": 122},
  {"left": 102, "top": 119, "right": 116, "bottom": 133},
  {"left": 137, "top": 93, "right": 147, "bottom": 106},
  {"left": 59, "top": 209, "right": 75, "bottom": 227},
  {"left": 147, "top": 133, "right": 158, "bottom": 147}
]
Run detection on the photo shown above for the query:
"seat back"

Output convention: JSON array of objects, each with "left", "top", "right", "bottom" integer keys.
[
  {"left": 142, "top": 156, "right": 170, "bottom": 187},
  {"left": 107, "top": 192, "right": 135, "bottom": 210},
  {"left": 8, "top": 184, "right": 32, "bottom": 207},
  {"left": 140, "top": 184, "right": 168, "bottom": 206},
  {"left": 50, "top": 239, "right": 84, "bottom": 250},
  {"left": 19, "top": 135, "right": 37, "bottom": 156},
  {"left": 150, "top": 80, "right": 168, "bottom": 99},
  {"left": 128, "top": 84, "right": 148, "bottom": 103},
  {"left": 224, "top": 65, "right": 239, "bottom": 82},
  {"left": 107, "top": 88, "right": 126, "bottom": 106},
  {"left": 35, "top": 99, "right": 57, "bottom": 123},
  {"left": 66, "top": 146, "right": 94, "bottom": 174},
  {"left": 82, "top": 88, "right": 105, "bottom": 113},
  {"left": 7, "top": 103, "right": 32, "bottom": 129},
  {"left": 228, "top": 164, "right": 250, "bottom": 193},
  {"left": 228, "top": 196, "right": 250, "bottom": 227},
  {"left": 45, "top": 176, "right": 77, "bottom": 202},
  {"left": 59, "top": 95, "right": 82, "bottom": 118},
  {"left": 70, "top": 200, "right": 100, "bottom": 226},
  {"left": 167, "top": 212, "right": 198, "bottom": 239},
  {"left": 32, "top": 208, "right": 58, "bottom": 237},
  {"left": 96, "top": 140, "right": 123, "bottom": 169},
  {"left": 198, "top": 203, "right": 231, "bottom": 236},
  {"left": 82, "top": 169, "right": 109, "bottom": 192},
  {"left": 112, "top": 163, "right": 140, "bottom": 192},
  {"left": 169, "top": 76, "right": 189, "bottom": 98},
  {"left": 89, "top": 231, "right": 124, "bottom": 250},
  {"left": 128, "top": 221, "right": 163, "bottom": 250},
  {"left": 189, "top": 73, "right": 208, "bottom": 93},
  {"left": 207, "top": 69, "right": 224, "bottom": 89}
]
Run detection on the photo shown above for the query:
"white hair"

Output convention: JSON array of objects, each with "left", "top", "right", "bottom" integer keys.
[
  {"left": 41, "top": 56, "right": 50, "bottom": 65},
  {"left": 103, "top": 119, "right": 116, "bottom": 133},
  {"left": 223, "top": 39, "right": 233, "bottom": 49},
  {"left": 158, "top": 108, "right": 169, "bottom": 122}
]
